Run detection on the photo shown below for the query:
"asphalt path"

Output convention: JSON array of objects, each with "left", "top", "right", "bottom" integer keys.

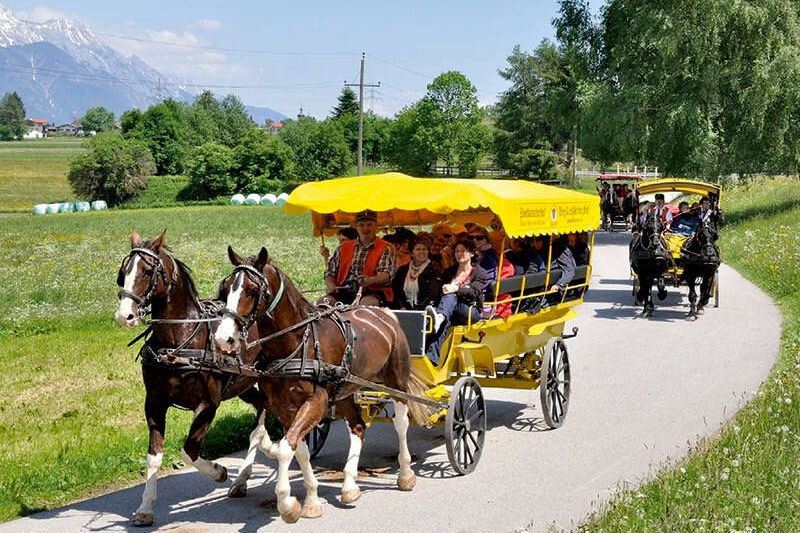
[{"left": 2, "top": 231, "right": 781, "bottom": 533}]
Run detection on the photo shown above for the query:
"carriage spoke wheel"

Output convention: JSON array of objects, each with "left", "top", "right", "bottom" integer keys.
[
  {"left": 304, "top": 418, "right": 332, "bottom": 459},
  {"left": 445, "top": 376, "right": 486, "bottom": 475},
  {"left": 540, "top": 337, "right": 571, "bottom": 429}
]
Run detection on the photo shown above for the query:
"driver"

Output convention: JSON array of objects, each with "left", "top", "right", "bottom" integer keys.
[
  {"left": 671, "top": 201, "right": 700, "bottom": 236},
  {"left": 323, "top": 209, "right": 395, "bottom": 306}
]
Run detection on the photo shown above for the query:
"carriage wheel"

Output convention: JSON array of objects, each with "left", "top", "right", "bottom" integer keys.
[
  {"left": 540, "top": 337, "right": 571, "bottom": 429},
  {"left": 445, "top": 376, "right": 486, "bottom": 475},
  {"left": 304, "top": 418, "right": 332, "bottom": 459}
]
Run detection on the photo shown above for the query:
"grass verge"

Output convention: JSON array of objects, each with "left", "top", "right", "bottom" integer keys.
[{"left": 584, "top": 177, "right": 800, "bottom": 531}]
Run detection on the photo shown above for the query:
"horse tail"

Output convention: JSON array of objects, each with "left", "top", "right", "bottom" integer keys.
[{"left": 405, "top": 370, "right": 437, "bottom": 427}]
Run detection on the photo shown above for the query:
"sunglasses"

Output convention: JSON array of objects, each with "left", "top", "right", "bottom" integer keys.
[
  {"left": 441, "top": 233, "right": 452, "bottom": 238},
  {"left": 469, "top": 235, "right": 487, "bottom": 241}
]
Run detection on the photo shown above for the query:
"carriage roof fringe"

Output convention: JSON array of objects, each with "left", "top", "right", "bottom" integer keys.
[{"left": 284, "top": 172, "right": 600, "bottom": 238}]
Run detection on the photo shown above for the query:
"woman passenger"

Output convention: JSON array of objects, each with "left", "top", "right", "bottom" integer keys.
[
  {"left": 392, "top": 236, "right": 442, "bottom": 311},
  {"left": 425, "top": 238, "right": 488, "bottom": 365}
]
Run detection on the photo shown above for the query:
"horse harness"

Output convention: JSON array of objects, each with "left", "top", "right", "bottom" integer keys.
[{"left": 117, "top": 247, "right": 178, "bottom": 318}]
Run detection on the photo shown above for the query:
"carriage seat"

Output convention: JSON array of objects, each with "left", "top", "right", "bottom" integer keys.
[{"left": 486, "top": 265, "right": 589, "bottom": 314}]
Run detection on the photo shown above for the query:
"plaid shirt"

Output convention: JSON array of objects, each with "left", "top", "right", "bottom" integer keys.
[{"left": 325, "top": 238, "right": 396, "bottom": 285}]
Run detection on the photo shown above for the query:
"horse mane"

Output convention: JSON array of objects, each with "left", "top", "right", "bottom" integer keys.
[
  {"left": 242, "top": 255, "right": 315, "bottom": 314},
  {"left": 142, "top": 239, "right": 201, "bottom": 304}
]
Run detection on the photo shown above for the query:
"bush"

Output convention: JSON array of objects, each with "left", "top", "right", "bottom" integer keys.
[
  {"left": 508, "top": 148, "right": 559, "bottom": 180},
  {"left": 67, "top": 133, "right": 154, "bottom": 206},
  {"left": 233, "top": 129, "right": 295, "bottom": 192},
  {"left": 185, "top": 142, "right": 235, "bottom": 199},
  {"left": 279, "top": 117, "right": 352, "bottom": 181}
]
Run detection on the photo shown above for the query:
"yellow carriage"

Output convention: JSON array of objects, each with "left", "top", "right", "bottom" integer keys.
[
  {"left": 633, "top": 178, "right": 722, "bottom": 306},
  {"left": 285, "top": 173, "right": 600, "bottom": 474}
]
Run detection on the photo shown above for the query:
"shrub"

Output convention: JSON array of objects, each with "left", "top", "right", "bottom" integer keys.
[
  {"left": 233, "top": 129, "right": 295, "bottom": 192},
  {"left": 279, "top": 117, "right": 351, "bottom": 181},
  {"left": 508, "top": 148, "right": 559, "bottom": 180},
  {"left": 67, "top": 133, "right": 154, "bottom": 206},
  {"left": 185, "top": 142, "right": 235, "bottom": 199}
]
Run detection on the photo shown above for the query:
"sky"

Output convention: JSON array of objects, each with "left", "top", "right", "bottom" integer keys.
[{"left": 4, "top": 0, "right": 603, "bottom": 119}]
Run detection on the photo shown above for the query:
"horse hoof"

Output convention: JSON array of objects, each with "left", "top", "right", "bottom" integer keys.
[
  {"left": 397, "top": 474, "right": 416, "bottom": 491},
  {"left": 687, "top": 313, "right": 697, "bottom": 321},
  {"left": 132, "top": 512, "right": 154, "bottom": 527},
  {"left": 215, "top": 465, "right": 228, "bottom": 483},
  {"left": 301, "top": 500, "right": 323, "bottom": 518},
  {"left": 227, "top": 483, "right": 247, "bottom": 498},
  {"left": 341, "top": 487, "right": 361, "bottom": 504},
  {"left": 280, "top": 498, "right": 302, "bottom": 524},
  {"left": 697, "top": 308, "right": 705, "bottom": 315}
]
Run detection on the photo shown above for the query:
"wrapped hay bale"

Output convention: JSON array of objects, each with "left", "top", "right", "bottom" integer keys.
[
  {"left": 275, "top": 192, "right": 289, "bottom": 206},
  {"left": 59, "top": 202, "right": 74, "bottom": 213},
  {"left": 46, "top": 203, "right": 60, "bottom": 214},
  {"left": 33, "top": 204, "right": 48, "bottom": 215},
  {"left": 230, "top": 194, "right": 245, "bottom": 205},
  {"left": 260, "top": 193, "right": 277, "bottom": 205},
  {"left": 75, "top": 201, "right": 91, "bottom": 212},
  {"left": 91, "top": 200, "right": 108, "bottom": 210},
  {"left": 244, "top": 193, "right": 261, "bottom": 205}
]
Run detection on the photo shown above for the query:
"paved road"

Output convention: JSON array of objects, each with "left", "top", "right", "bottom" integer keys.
[{"left": 2, "top": 232, "right": 781, "bottom": 533}]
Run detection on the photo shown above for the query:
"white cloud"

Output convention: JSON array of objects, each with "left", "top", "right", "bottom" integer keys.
[
  {"left": 189, "top": 18, "right": 223, "bottom": 31},
  {"left": 145, "top": 29, "right": 201, "bottom": 47},
  {"left": 17, "top": 6, "right": 67, "bottom": 23}
]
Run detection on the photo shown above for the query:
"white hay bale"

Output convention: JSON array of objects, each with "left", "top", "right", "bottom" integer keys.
[
  {"left": 46, "top": 203, "right": 60, "bottom": 213},
  {"left": 75, "top": 201, "right": 91, "bottom": 212},
  {"left": 244, "top": 193, "right": 261, "bottom": 205},
  {"left": 260, "top": 193, "right": 277, "bottom": 205},
  {"left": 91, "top": 200, "right": 107, "bottom": 210},
  {"left": 230, "top": 194, "right": 245, "bottom": 205},
  {"left": 59, "top": 202, "right": 74, "bottom": 213},
  {"left": 275, "top": 192, "right": 289, "bottom": 206},
  {"left": 33, "top": 204, "right": 48, "bottom": 215}
]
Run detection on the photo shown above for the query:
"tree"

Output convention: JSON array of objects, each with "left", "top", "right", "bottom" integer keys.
[
  {"left": 279, "top": 117, "right": 351, "bottom": 181},
  {"left": 67, "top": 132, "right": 154, "bottom": 205},
  {"left": 331, "top": 87, "right": 359, "bottom": 118},
  {"left": 188, "top": 91, "right": 224, "bottom": 146},
  {"left": 185, "top": 142, "right": 235, "bottom": 198},
  {"left": 80, "top": 106, "right": 115, "bottom": 133},
  {"left": 385, "top": 71, "right": 489, "bottom": 176},
  {"left": 120, "top": 109, "right": 142, "bottom": 137},
  {"left": 129, "top": 99, "right": 188, "bottom": 175},
  {"left": 220, "top": 94, "right": 254, "bottom": 147},
  {"left": 0, "top": 92, "right": 26, "bottom": 141},
  {"left": 233, "top": 128, "right": 295, "bottom": 191}
]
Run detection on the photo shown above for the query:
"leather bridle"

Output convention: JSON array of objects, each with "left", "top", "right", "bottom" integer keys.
[
  {"left": 219, "top": 264, "right": 285, "bottom": 339},
  {"left": 117, "top": 247, "right": 176, "bottom": 318}
]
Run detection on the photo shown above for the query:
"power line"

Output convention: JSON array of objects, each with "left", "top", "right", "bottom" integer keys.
[
  {"left": 94, "top": 30, "right": 358, "bottom": 57},
  {"left": 367, "top": 53, "right": 433, "bottom": 80}
]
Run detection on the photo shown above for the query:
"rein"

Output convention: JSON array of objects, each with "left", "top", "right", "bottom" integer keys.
[{"left": 117, "top": 247, "right": 178, "bottom": 318}]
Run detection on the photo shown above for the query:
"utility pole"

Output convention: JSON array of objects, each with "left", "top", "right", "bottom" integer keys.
[{"left": 345, "top": 53, "right": 380, "bottom": 175}]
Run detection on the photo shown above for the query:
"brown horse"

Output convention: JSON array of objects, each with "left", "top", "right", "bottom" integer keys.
[
  {"left": 213, "top": 246, "right": 431, "bottom": 523},
  {"left": 115, "top": 231, "right": 274, "bottom": 527}
]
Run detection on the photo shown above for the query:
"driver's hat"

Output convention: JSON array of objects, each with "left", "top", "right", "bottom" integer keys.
[{"left": 355, "top": 209, "right": 378, "bottom": 223}]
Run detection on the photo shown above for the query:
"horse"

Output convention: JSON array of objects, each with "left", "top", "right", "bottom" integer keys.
[
  {"left": 115, "top": 231, "right": 274, "bottom": 527},
  {"left": 213, "top": 246, "right": 432, "bottom": 523},
  {"left": 681, "top": 221, "right": 721, "bottom": 319},
  {"left": 622, "top": 193, "right": 638, "bottom": 230},
  {"left": 629, "top": 212, "right": 670, "bottom": 317},
  {"left": 600, "top": 189, "right": 616, "bottom": 231}
]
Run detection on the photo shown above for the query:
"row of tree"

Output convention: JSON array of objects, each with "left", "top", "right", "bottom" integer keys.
[{"left": 0, "top": 92, "right": 25, "bottom": 141}]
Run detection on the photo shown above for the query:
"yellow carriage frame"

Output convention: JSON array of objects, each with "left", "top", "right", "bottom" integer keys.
[{"left": 285, "top": 172, "right": 600, "bottom": 473}]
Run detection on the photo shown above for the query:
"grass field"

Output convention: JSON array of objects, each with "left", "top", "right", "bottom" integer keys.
[
  {"left": 0, "top": 138, "right": 85, "bottom": 213},
  {"left": 0, "top": 206, "right": 325, "bottom": 521},
  {"left": 585, "top": 177, "right": 800, "bottom": 531}
]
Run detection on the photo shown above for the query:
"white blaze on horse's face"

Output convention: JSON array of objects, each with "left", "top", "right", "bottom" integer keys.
[
  {"left": 115, "top": 255, "right": 141, "bottom": 328},
  {"left": 215, "top": 271, "right": 245, "bottom": 352}
]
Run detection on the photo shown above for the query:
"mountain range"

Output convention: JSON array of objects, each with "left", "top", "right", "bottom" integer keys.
[{"left": 0, "top": 4, "right": 286, "bottom": 124}]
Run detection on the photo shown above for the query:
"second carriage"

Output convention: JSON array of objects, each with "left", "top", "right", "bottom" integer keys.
[{"left": 285, "top": 173, "right": 600, "bottom": 473}]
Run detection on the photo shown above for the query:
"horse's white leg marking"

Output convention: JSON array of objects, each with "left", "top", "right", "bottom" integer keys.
[
  {"left": 275, "top": 438, "right": 302, "bottom": 522},
  {"left": 181, "top": 449, "right": 226, "bottom": 481},
  {"left": 134, "top": 452, "right": 162, "bottom": 519},
  {"left": 393, "top": 401, "right": 416, "bottom": 490},
  {"left": 295, "top": 440, "right": 323, "bottom": 518},
  {"left": 116, "top": 255, "right": 140, "bottom": 325},
  {"left": 215, "top": 272, "right": 244, "bottom": 348},
  {"left": 229, "top": 410, "right": 266, "bottom": 495},
  {"left": 258, "top": 432, "right": 280, "bottom": 460},
  {"left": 340, "top": 423, "right": 363, "bottom": 503}
]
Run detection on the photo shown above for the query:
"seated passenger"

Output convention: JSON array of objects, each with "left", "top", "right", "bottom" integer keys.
[
  {"left": 384, "top": 228, "right": 415, "bottom": 269},
  {"left": 323, "top": 209, "right": 395, "bottom": 306},
  {"left": 392, "top": 236, "right": 441, "bottom": 311},
  {"left": 425, "top": 239, "right": 488, "bottom": 365},
  {"left": 548, "top": 236, "right": 577, "bottom": 293},
  {"left": 319, "top": 226, "right": 358, "bottom": 263},
  {"left": 487, "top": 254, "right": 516, "bottom": 319},
  {"left": 671, "top": 201, "right": 700, "bottom": 236},
  {"left": 567, "top": 233, "right": 590, "bottom": 266}
]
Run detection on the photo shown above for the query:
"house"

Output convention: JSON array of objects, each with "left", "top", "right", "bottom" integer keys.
[
  {"left": 268, "top": 121, "right": 284, "bottom": 133},
  {"left": 53, "top": 123, "right": 83, "bottom": 136},
  {"left": 23, "top": 118, "right": 48, "bottom": 139}
]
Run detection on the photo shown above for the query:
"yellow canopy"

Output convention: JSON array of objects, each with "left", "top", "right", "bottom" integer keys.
[
  {"left": 284, "top": 172, "right": 600, "bottom": 238},
  {"left": 636, "top": 178, "right": 722, "bottom": 199}
]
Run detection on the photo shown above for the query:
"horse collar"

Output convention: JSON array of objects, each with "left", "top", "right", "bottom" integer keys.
[{"left": 265, "top": 272, "right": 285, "bottom": 317}]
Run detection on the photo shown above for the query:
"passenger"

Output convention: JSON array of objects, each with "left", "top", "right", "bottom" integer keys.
[
  {"left": 425, "top": 238, "right": 488, "bottom": 365},
  {"left": 430, "top": 222, "right": 453, "bottom": 270},
  {"left": 323, "top": 209, "right": 395, "bottom": 306},
  {"left": 487, "top": 254, "right": 516, "bottom": 319},
  {"left": 384, "top": 228, "right": 415, "bottom": 269},
  {"left": 651, "top": 193, "right": 673, "bottom": 228},
  {"left": 698, "top": 195, "right": 724, "bottom": 239},
  {"left": 438, "top": 224, "right": 466, "bottom": 271},
  {"left": 319, "top": 227, "right": 358, "bottom": 263},
  {"left": 671, "top": 201, "right": 700, "bottom": 236},
  {"left": 567, "top": 233, "right": 589, "bottom": 266},
  {"left": 468, "top": 225, "right": 498, "bottom": 282},
  {"left": 392, "top": 236, "right": 442, "bottom": 311},
  {"left": 547, "top": 236, "right": 577, "bottom": 293},
  {"left": 507, "top": 237, "right": 533, "bottom": 275}
]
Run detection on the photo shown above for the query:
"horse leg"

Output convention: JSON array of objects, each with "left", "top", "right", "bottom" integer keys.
[
  {"left": 133, "top": 396, "right": 167, "bottom": 527},
  {"left": 641, "top": 276, "right": 654, "bottom": 317},
  {"left": 686, "top": 271, "right": 698, "bottom": 320},
  {"left": 181, "top": 402, "right": 227, "bottom": 483},
  {"left": 275, "top": 389, "right": 328, "bottom": 523},
  {"left": 698, "top": 270, "right": 713, "bottom": 312},
  {"left": 334, "top": 398, "right": 367, "bottom": 504},
  {"left": 228, "top": 409, "right": 266, "bottom": 498},
  {"left": 392, "top": 400, "right": 416, "bottom": 491}
]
